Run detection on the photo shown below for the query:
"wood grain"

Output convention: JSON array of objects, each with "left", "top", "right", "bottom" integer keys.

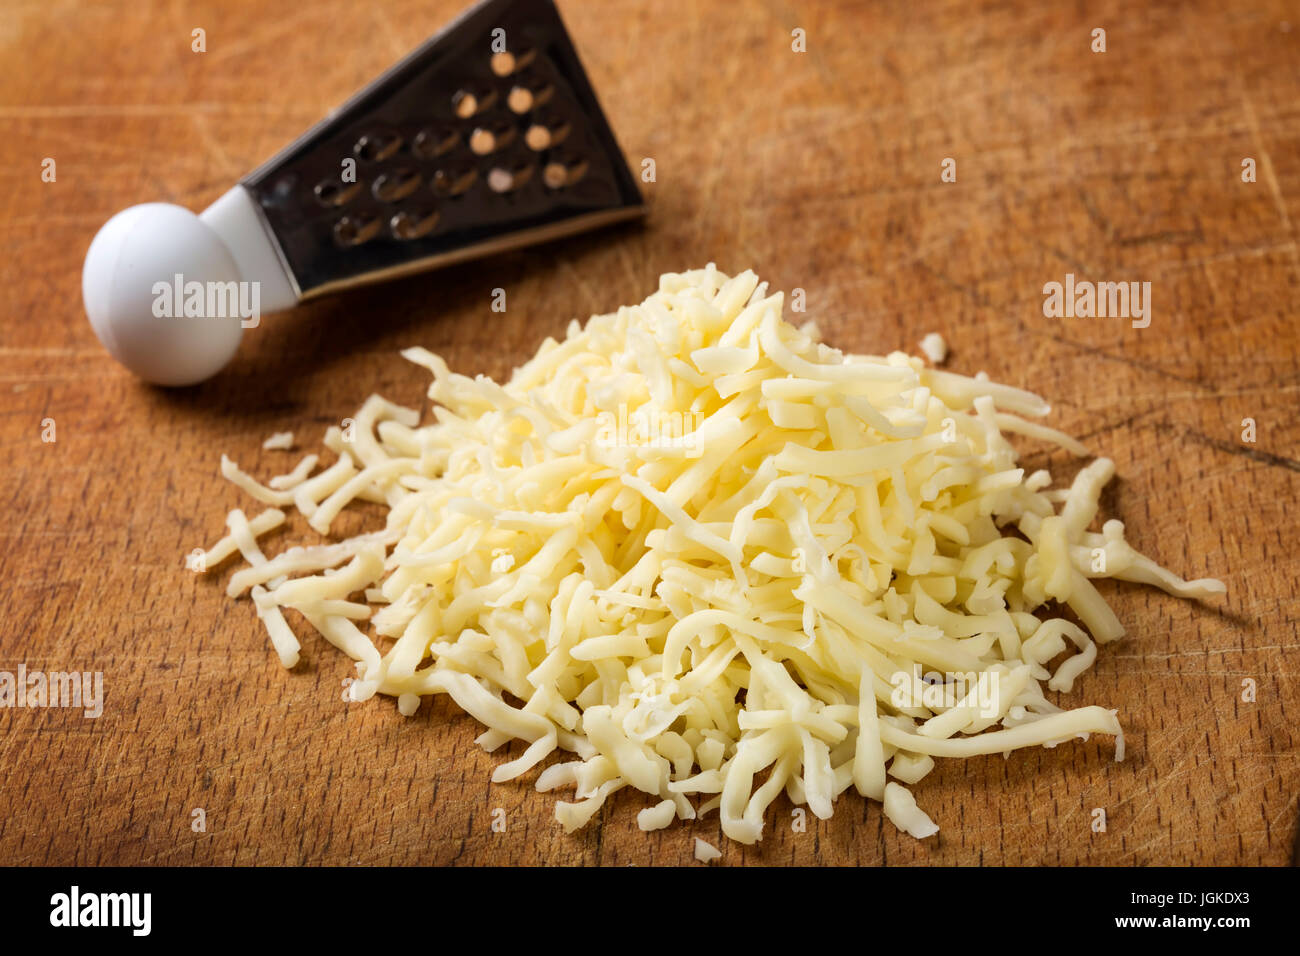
[{"left": 0, "top": 0, "right": 1296, "bottom": 866}]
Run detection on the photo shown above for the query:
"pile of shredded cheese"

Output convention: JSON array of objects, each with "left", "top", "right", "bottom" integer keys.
[{"left": 196, "top": 266, "right": 1224, "bottom": 844}]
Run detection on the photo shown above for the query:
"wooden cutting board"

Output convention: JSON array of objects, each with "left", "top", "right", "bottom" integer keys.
[{"left": 2, "top": 0, "right": 1296, "bottom": 866}]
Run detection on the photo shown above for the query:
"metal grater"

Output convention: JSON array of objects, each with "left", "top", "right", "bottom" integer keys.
[{"left": 81, "top": 0, "right": 644, "bottom": 386}]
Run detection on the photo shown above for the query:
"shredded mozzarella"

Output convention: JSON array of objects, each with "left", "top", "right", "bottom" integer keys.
[
  {"left": 920, "top": 332, "right": 948, "bottom": 364},
  {"left": 694, "top": 837, "right": 722, "bottom": 862},
  {"left": 196, "top": 266, "right": 1224, "bottom": 845}
]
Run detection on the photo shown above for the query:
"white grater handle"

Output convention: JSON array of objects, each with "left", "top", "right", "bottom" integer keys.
[{"left": 82, "top": 187, "right": 298, "bottom": 386}]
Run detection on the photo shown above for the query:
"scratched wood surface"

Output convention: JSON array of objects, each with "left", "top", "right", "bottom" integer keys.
[{"left": 0, "top": 0, "right": 1297, "bottom": 866}]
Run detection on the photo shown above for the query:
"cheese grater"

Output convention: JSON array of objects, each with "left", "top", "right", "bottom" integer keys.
[{"left": 82, "top": 0, "right": 644, "bottom": 386}]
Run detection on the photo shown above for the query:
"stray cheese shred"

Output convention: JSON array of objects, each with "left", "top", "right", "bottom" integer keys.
[
  {"left": 694, "top": 837, "right": 722, "bottom": 862},
  {"left": 196, "top": 266, "right": 1225, "bottom": 845},
  {"left": 919, "top": 332, "right": 948, "bottom": 365}
]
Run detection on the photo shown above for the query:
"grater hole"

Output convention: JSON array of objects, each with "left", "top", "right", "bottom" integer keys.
[
  {"left": 487, "top": 163, "right": 534, "bottom": 193},
  {"left": 469, "top": 124, "right": 516, "bottom": 156},
  {"left": 412, "top": 127, "right": 460, "bottom": 159},
  {"left": 390, "top": 207, "right": 440, "bottom": 240},
  {"left": 490, "top": 47, "right": 536, "bottom": 77},
  {"left": 543, "top": 157, "right": 588, "bottom": 189},
  {"left": 507, "top": 86, "right": 533, "bottom": 114},
  {"left": 314, "top": 178, "right": 361, "bottom": 207},
  {"left": 525, "top": 120, "right": 569, "bottom": 152},
  {"left": 354, "top": 131, "right": 402, "bottom": 163},
  {"left": 489, "top": 51, "right": 515, "bottom": 76},
  {"left": 269, "top": 174, "right": 297, "bottom": 204},
  {"left": 372, "top": 167, "right": 422, "bottom": 202},
  {"left": 433, "top": 165, "right": 477, "bottom": 197},
  {"left": 334, "top": 214, "right": 381, "bottom": 246},
  {"left": 507, "top": 77, "right": 553, "bottom": 114},
  {"left": 453, "top": 91, "right": 477, "bottom": 119},
  {"left": 541, "top": 163, "right": 566, "bottom": 189},
  {"left": 453, "top": 88, "right": 497, "bottom": 119},
  {"left": 524, "top": 125, "right": 549, "bottom": 151}
]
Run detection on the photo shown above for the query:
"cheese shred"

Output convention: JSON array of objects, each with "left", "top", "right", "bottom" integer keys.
[{"left": 196, "top": 266, "right": 1224, "bottom": 845}]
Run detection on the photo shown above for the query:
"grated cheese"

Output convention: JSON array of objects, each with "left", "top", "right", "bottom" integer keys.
[
  {"left": 919, "top": 332, "right": 948, "bottom": 364},
  {"left": 883, "top": 781, "right": 939, "bottom": 838},
  {"left": 637, "top": 800, "right": 677, "bottom": 831},
  {"left": 196, "top": 266, "right": 1225, "bottom": 846},
  {"left": 268, "top": 453, "right": 318, "bottom": 490},
  {"left": 197, "top": 507, "right": 283, "bottom": 570},
  {"left": 694, "top": 837, "right": 722, "bottom": 862}
]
